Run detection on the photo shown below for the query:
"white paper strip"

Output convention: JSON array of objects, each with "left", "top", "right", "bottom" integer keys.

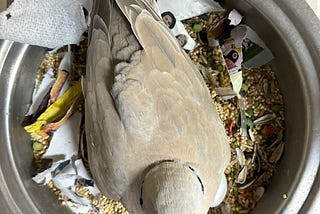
[
  {"left": 25, "top": 68, "right": 55, "bottom": 116},
  {"left": 42, "top": 111, "right": 82, "bottom": 162},
  {"left": 156, "top": 0, "right": 224, "bottom": 21}
]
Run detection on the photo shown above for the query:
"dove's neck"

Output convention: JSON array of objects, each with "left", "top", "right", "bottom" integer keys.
[{"left": 140, "top": 160, "right": 204, "bottom": 214}]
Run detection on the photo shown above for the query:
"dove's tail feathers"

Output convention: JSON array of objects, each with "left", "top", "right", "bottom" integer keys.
[
  {"left": 86, "top": 13, "right": 128, "bottom": 199},
  {"left": 88, "top": 0, "right": 111, "bottom": 42},
  {"left": 86, "top": 24, "right": 126, "bottom": 198},
  {"left": 115, "top": 0, "right": 162, "bottom": 23},
  {"left": 134, "top": 11, "right": 181, "bottom": 65},
  {"left": 113, "top": 0, "right": 181, "bottom": 65},
  {"left": 87, "top": 13, "right": 114, "bottom": 91},
  {"left": 115, "top": 0, "right": 176, "bottom": 51},
  {"left": 95, "top": 0, "right": 113, "bottom": 30},
  {"left": 114, "top": 0, "right": 163, "bottom": 48},
  {"left": 91, "top": 15, "right": 110, "bottom": 45}
]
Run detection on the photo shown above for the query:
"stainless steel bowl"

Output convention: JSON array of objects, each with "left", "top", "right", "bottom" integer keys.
[{"left": 1, "top": 0, "right": 319, "bottom": 213}]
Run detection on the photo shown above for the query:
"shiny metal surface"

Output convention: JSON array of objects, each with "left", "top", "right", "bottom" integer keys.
[
  {"left": 220, "top": 1, "right": 320, "bottom": 213},
  {"left": 0, "top": 0, "right": 319, "bottom": 213},
  {"left": 0, "top": 41, "right": 69, "bottom": 213}
]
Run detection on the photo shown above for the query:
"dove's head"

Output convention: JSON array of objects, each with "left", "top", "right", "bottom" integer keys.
[{"left": 140, "top": 160, "right": 227, "bottom": 214}]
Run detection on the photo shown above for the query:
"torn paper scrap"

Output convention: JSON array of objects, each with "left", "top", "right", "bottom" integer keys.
[
  {"left": 230, "top": 70, "right": 243, "bottom": 95},
  {"left": 32, "top": 159, "right": 74, "bottom": 185},
  {"left": 25, "top": 68, "right": 55, "bottom": 117},
  {"left": 42, "top": 111, "right": 82, "bottom": 162},
  {"left": 74, "top": 159, "right": 91, "bottom": 180},
  {"left": 228, "top": 9, "right": 243, "bottom": 26},
  {"left": 156, "top": 0, "right": 224, "bottom": 21},
  {"left": 170, "top": 19, "right": 196, "bottom": 51},
  {"left": 33, "top": 158, "right": 101, "bottom": 213},
  {"left": 159, "top": 10, "right": 196, "bottom": 51},
  {"left": 221, "top": 25, "right": 247, "bottom": 75},
  {"left": 53, "top": 174, "right": 92, "bottom": 205},
  {"left": 242, "top": 26, "right": 274, "bottom": 68}
]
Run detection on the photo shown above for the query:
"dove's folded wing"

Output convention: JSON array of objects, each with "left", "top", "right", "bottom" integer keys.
[
  {"left": 116, "top": 0, "right": 162, "bottom": 23},
  {"left": 85, "top": 22, "right": 129, "bottom": 199},
  {"left": 89, "top": 0, "right": 112, "bottom": 38},
  {"left": 131, "top": 7, "right": 230, "bottom": 171}
]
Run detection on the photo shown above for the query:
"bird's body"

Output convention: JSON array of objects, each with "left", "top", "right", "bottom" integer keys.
[{"left": 84, "top": 0, "right": 230, "bottom": 213}]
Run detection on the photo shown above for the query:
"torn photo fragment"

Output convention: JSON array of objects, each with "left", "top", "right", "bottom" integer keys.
[
  {"left": 187, "top": 8, "right": 273, "bottom": 95},
  {"left": 154, "top": 0, "right": 225, "bottom": 52},
  {"left": 33, "top": 158, "right": 101, "bottom": 213}
]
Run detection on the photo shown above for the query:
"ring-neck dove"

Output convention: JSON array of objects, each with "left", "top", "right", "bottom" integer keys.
[{"left": 84, "top": 0, "right": 230, "bottom": 213}]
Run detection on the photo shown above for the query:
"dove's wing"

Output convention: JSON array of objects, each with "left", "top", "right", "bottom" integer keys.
[
  {"left": 110, "top": 2, "right": 229, "bottom": 172},
  {"left": 112, "top": 7, "right": 223, "bottom": 141},
  {"left": 85, "top": 16, "right": 130, "bottom": 199},
  {"left": 116, "top": 0, "right": 162, "bottom": 23},
  {"left": 120, "top": 4, "right": 215, "bottom": 114},
  {"left": 112, "top": 6, "right": 230, "bottom": 209},
  {"left": 88, "top": 0, "right": 111, "bottom": 42}
]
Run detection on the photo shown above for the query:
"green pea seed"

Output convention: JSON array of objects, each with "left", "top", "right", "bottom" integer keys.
[
  {"left": 218, "top": 64, "right": 224, "bottom": 72},
  {"left": 193, "top": 23, "right": 203, "bottom": 32},
  {"left": 245, "top": 118, "right": 254, "bottom": 129},
  {"left": 242, "top": 83, "right": 249, "bottom": 91},
  {"left": 246, "top": 108, "right": 254, "bottom": 117},
  {"left": 33, "top": 142, "right": 43, "bottom": 151}
]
